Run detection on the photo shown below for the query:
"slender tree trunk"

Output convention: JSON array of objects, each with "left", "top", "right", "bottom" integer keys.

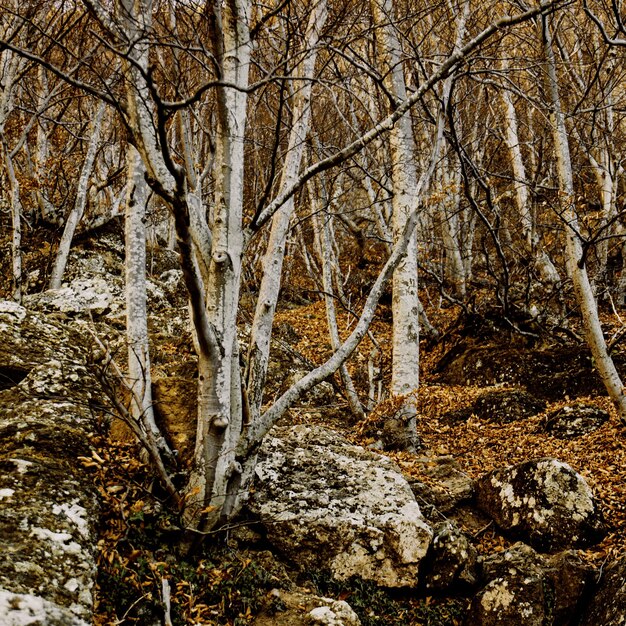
[
  {"left": 501, "top": 79, "right": 560, "bottom": 286},
  {"left": 439, "top": 161, "right": 467, "bottom": 297},
  {"left": 311, "top": 178, "right": 365, "bottom": 420},
  {"left": 3, "top": 144, "right": 22, "bottom": 303},
  {"left": 542, "top": 15, "right": 626, "bottom": 422},
  {"left": 125, "top": 147, "right": 173, "bottom": 458},
  {"left": 184, "top": 0, "right": 252, "bottom": 532},
  {"left": 0, "top": 49, "right": 23, "bottom": 302},
  {"left": 246, "top": 0, "right": 327, "bottom": 419},
  {"left": 49, "top": 101, "right": 106, "bottom": 289},
  {"left": 371, "top": 0, "right": 421, "bottom": 451}
]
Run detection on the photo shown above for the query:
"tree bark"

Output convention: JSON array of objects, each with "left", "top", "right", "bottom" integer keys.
[
  {"left": 542, "top": 15, "right": 626, "bottom": 422},
  {"left": 246, "top": 0, "right": 327, "bottom": 420},
  {"left": 125, "top": 147, "right": 173, "bottom": 459},
  {"left": 49, "top": 101, "right": 106, "bottom": 290}
]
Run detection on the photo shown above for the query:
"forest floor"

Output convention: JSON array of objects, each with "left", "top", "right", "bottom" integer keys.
[
  {"left": 3, "top": 230, "right": 626, "bottom": 624},
  {"left": 87, "top": 294, "right": 626, "bottom": 625}
]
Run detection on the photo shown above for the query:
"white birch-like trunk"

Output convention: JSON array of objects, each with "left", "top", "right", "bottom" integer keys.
[
  {"left": 542, "top": 16, "right": 626, "bottom": 422},
  {"left": 49, "top": 101, "right": 106, "bottom": 289},
  {"left": 0, "top": 49, "right": 23, "bottom": 302},
  {"left": 4, "top": 145, "right": 22, "bottom": 303},
  {"left": 184, "top": 0, "right": 252, "bottom": 532},
  {"left": 501, "top": 81, "right": 560, "bottom": 286},
  {"left": 588, "top": 145, "right": 619, "bottom": 279},
  {"left": 371, "top": 0, "right": 467, "bottom": 448},
  {"left": 246, "top": 0, "right": 327, "bottom": 419},
  {"left": 372, "top": 0, "right": 421, "bottom": 450},
  {"left": 125, "top": 147, "right": 173, "bottom": 458},
  {"left": 439, "top": 162, "right": 467, "bottom": 297},
  {"left": 311, "top": 181, "right": 365, "bottom": 420}
]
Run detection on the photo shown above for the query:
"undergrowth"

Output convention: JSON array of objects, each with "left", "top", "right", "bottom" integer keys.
[
  {"left": 97, "top": 515, "right": 276, "bottom": 625},
  {"left": 308, "top": 570, "right": 468, "bottom": 626}
]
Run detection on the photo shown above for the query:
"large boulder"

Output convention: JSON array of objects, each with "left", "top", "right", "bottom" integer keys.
[
  {"left": 436, "top": 342, "right": 623, "bottom": 400},
  {"left": 0, "top": 302, "right": 100, "bottom": 624},
  {"left": 579, "top": 555, "right": 626, "bottom": 626},
  {"left": 250, "top": 425, "right": 433, "bottom": 588},
  {"left": 468, "top": 544, "right": 595, "bottom": 626},
  {"left": 476, "top": 458, "right": 606, "bottom": 551}
]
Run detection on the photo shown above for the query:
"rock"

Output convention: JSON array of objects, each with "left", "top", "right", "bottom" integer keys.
[
  {"left": 436, "top": 342, "right": 621, "bottom": 400},
  {"left": 250, "top": 425, "right": 433, "bottom": 588},
  {"left": 381, "top": 408, "right": 420, "bottom": 451},
  {"left": 23, "top": 277, "right": 117, "bottom": 316},
  {"left": 156, "top": 269, "right": 186, "bottom": 306},
  {"left": 579, "top": 555, "right": 626, "bottom": 626},
  {"left": 408, "top": 455, "right": 474, "bottom": 517},
  {"left": 0, "top": 590, "right": 89, "bottom": 626},
  {"left": 476, "top": 458, "right": 606, "bottom": 551},
  {"left": 542, "top": 403, "right": 609, "bottom": 439},
  {"left": 443, "top": 389, "right": 545, "bottom": 425},
  {"left": 467, "top": 571, "right": 546, "bottom": 626},
  {"left": 472, "top": 544, "right": 595, "bottom": 626},
  {"left": 0, "top": 303, "right": 100, "bottom": 623},
  {"left": 253, "top": 588, "right": 361, "bottom": 626},
  {"left": 421, "top": 521, "right": 478, "bottom": 592},
  {"left": 309, "top": 602, "right": 361, "bottom": 626}
]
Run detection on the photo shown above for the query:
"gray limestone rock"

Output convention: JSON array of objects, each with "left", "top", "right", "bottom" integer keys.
[
  {"left": 476, "top": 458, "right": 606, "bottom": 551},
  {"left": 250, "top": 425, "right": 433, "bottom": 588},
  {"left": 0, "top": 590, "right": 89, "bottom": 626},
  {"left": 253, "top": 588, "right": 361, "bottom": 626},
  {"left": 0, "top": 302, "right": 100, "bottom": 623}
]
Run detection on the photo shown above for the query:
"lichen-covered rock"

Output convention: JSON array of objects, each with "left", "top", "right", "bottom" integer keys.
[
  {"left": 472, "top": 544, "right": 595, "bottom": 626},
  {"left": 421, "top": 521, "right": 477, "bottom": 592},
  {"left": 476, "top": 458, "right": 606, "bottom": 551},
  {"left": 0, "top": 590, "right": 89, "bottom": 626},
  {"left": 542, "top": 403, "right": 609, "bottom": 439},
  {"left": 579, "top": 555, "right": 626, "bottom": 626},
  {"left": 309, "top": 601, "right": 361, "bottom": 626},
  {"left": 23, "top": 277, "right": 118, "bottom": 316},
  {"left": 435, "top": 343, "right": 623, "bottom": 400},
  {"left": 467, "top": 573, "right": 546, "bottom": 626},
  {"left": 253, "top": 588, "right": 361, "bottom": 626},
  {"left": 0, "top": 302, "right": 100, "bottom": 623},
  {"left": 250, "top": 425, "right": 433, "bottom": 588}
]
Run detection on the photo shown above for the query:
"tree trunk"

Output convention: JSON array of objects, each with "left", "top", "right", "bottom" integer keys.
[
  {"left": 0, "top": 49, "right": 23, "bottom": 303},
  {"left": 371, "top": 0, "right": 421, "bottom": 451},
  {"left": 125, "top": 147, "right": 173, "bottom": 458},
  {"left": 542, "top": 15, "right": 626, "bottom": 422},
  {"left": 246, "top": 0, "right": 327, "bottom": 420},
  {"left": 184, "top": 0, "right": 252, "bottom": 532},
  {"left": 501, "top": 78, "right": 560, "bottom": 286},
  {"left": 49, "top": 101, "right": 106, "bottom": 290},
  {"left": 311, "top": 178, "right": 365, "bottom": 420}
]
